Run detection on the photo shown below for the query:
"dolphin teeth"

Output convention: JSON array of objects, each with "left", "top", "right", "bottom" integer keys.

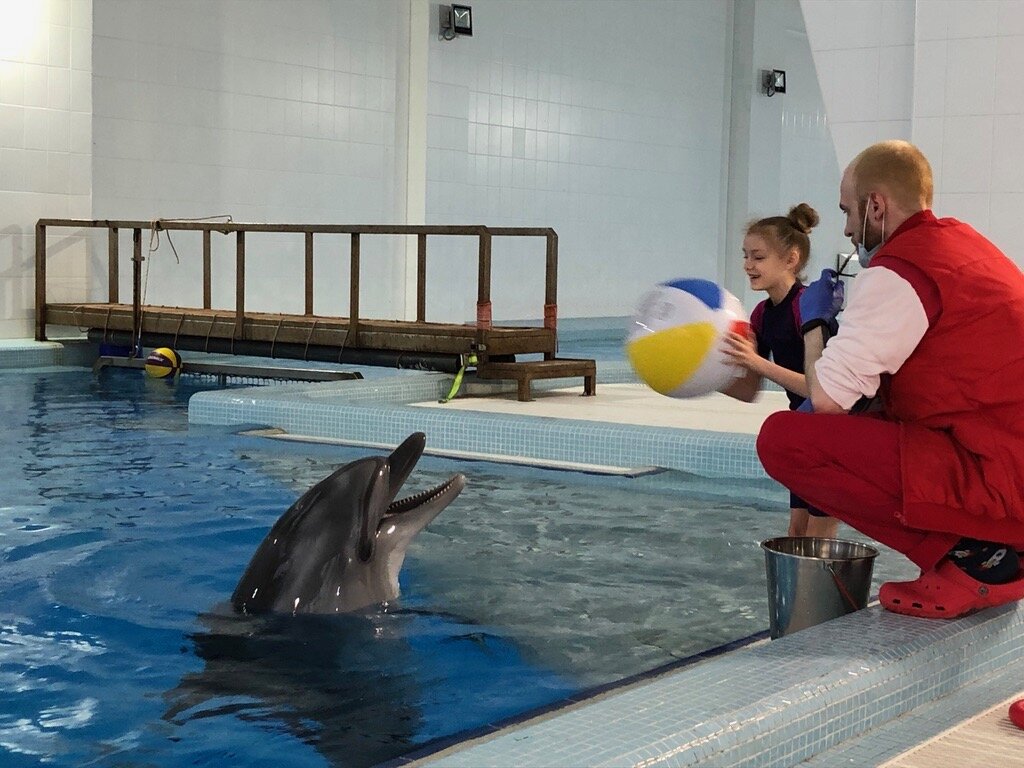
[{"left": 386, "top": 475, "right": 462, "bottom": 515}]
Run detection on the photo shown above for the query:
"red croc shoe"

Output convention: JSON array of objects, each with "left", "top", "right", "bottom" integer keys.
[{"left": 879, "top": 559, "right": 1024, "bottom": 619}]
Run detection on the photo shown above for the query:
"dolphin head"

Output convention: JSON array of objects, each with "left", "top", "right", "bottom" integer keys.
[{"left": 231, "top": 433, "right": 465, "bottom": 615}]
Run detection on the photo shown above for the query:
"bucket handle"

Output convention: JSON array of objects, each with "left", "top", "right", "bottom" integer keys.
[{"left": 823, "top": 561, "right": 861, "bottom": 611}]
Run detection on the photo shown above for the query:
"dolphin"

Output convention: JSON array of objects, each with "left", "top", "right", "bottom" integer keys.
[{"left": 231, "top": 432, "right": 465, "bottom": 615}]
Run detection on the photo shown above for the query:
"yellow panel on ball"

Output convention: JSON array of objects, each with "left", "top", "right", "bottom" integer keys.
[
  {"left": 144, "top": 347, "right": 182, "bottom": 378},
  {"left": 626, "top": 278, "right": 747, "bottom": 398},
  {"left": 626, "top": 322, "right": 716, "bottom": 395}
]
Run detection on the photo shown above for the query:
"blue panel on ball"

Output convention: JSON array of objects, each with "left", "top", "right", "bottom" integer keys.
[{"left": 661, "top": 278, "right": 722, "bottom": 310}]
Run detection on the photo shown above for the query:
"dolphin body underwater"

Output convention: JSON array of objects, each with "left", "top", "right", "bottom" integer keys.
[{"left": 231, "top": 432, "right": 466, "bottom": 615}]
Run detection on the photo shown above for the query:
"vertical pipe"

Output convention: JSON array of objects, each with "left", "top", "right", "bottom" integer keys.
[
  {"left": 34, "top": 223, "right": 46, "bottom": 341},
  {"left": 349, "top": 233, "right": 360, "bottom": 341},
  {"left": 202, "top": 230, "right": 212, "bottom": 309},
  {"left": 305, "top": 231, "right": 314, "bottom": 316},
  {"left": 416, "top": 233, "right": 426, "bottom": 322},
  {"left": 108, "top": 227, "right": 119, "bottom": 303},
  {"left": 235, "top": 230, "right": 245, "bottom": 339},
  {"left": 132, "top": 228, "right": 142, "bottom": 353}
]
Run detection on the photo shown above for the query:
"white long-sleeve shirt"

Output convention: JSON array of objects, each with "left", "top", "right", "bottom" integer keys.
[{"left": 814, "top": 266, "right": 931, "bottom": 410}]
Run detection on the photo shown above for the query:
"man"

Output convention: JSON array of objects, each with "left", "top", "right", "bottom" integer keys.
[{"left": 757, "top": 140, "right": 1024, "bottom": 619}]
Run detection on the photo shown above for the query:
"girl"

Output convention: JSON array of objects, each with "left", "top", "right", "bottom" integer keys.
[{"left": 721, "top": 203, "right": 839, "bottom": 539}]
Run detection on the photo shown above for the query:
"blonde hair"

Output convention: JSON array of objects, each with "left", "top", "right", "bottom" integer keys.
[
  {"left": 850, "top": 140, "right": 933, "bottom": 211},
  {"left": 745, "top": 202, "right": 820, "bottom": 276}
]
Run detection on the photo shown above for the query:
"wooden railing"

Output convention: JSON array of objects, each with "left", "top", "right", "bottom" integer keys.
[{"left": 35, "top": 219, "right": 559, "bottom": 345}]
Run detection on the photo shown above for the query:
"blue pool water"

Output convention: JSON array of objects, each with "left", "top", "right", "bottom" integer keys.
[{"left": 0, "top": 366, "right": 910, "bottom": 767}]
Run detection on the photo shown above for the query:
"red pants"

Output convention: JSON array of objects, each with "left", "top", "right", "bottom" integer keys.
[{"left": 757, "top": 411, "right": 1024, "bottom": 571}]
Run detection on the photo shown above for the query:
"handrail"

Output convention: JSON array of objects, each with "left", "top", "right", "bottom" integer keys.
[{"left": 34, "top": 219, "right": 559, "bottom": 350}]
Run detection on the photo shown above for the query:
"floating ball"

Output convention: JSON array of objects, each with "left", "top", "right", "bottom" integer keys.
[
  {"left": 144, "top": 347, "right": 182, "bottom": 378},
  {"left": 626, "top": 278, "right": 748, "bottom": 398}
]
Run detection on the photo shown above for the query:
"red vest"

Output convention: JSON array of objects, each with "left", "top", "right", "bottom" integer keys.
[{"left": 874, "top": 211, "right": 1024, "bottom": 524}]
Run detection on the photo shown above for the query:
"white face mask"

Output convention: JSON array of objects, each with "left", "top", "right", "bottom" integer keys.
[{"left": 856, "top": 200, "right": 885, "bottom": 268}]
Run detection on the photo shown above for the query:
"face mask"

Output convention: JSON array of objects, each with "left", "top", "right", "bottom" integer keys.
[{"left": 856, "top": 200, "right": 885, "bottom": 268}]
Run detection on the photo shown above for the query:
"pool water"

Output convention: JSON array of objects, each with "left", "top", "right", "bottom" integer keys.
[{"left": 0, "top": 367, "right": 913, "bottom": 767}]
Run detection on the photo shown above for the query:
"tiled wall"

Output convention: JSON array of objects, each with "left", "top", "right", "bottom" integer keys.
[
  {"left": 727, "top": 0, "right": 848, "bottom": 311},
  {"left": 912, "top": 0, "right": 1024, "bottom": 266},
  {"left": 90, "top": 0, "right": 403, "bottom": 317},
  {"left": 8, "top": 1, "right": 1024, "bottom": 341},
  {"left": 800, "top": 0, "right": 915, "bottom": 169},
  {"left": 423, "top": 0, "right": 732, "bottom": 321},
  {"left": 0, "top": 0, "right": 92, "bottom": 339},
  {"left": 801, "top": 0, "right": 1024, "bottom": 267}
]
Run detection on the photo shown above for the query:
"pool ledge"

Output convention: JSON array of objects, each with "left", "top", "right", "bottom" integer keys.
[
  {"left": 187, "top": 365, "right": 766, "bottom": 479},
  {"left": 413, "top": 601, "right": 1024, "bottom": 767}
]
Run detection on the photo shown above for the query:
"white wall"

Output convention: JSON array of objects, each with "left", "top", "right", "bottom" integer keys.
[
  {"left": 8, "top": 1, "right": 1022, "bottom": 341},
  {"left": 91, "top": 0, "right": 403, "bottom": 318},
  {"left": 911, "top": 0, "right": 1024, "bottom": 266},
  {"left": 801, "top": 0, "right": 1024, "bottom": 267},
  {"left": 423, "top": 0, "right": 732, "bottom": 322},
  {"left": 726, "top": 0, "right": 846, "bottom": 313},
  {"left": 0, "top": 0, "right": 92, "bottom": 339}
]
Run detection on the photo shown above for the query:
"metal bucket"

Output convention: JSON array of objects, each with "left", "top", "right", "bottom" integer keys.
[{"left": 761, "top": 537, "right": 879, "bottom": 639}]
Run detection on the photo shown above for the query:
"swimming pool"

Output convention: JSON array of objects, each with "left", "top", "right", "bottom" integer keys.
[{"left": 0, "top": 365, "right": 907, "bottom": 767}]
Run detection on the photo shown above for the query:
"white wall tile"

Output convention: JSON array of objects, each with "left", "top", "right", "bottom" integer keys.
[
  {"left": 877, "top": 45, "right": 914, "bottom": 120},
  {"left": 988, "top": 192, "right": 1024, "bottom": 265},
  {"left": 915, "top": 0, "right": 949, "bottom": 41},
  {"left": 829, "top": 0, "right": 885, "bottom": 50},
  {"left": 936, "top": 192, "right": 991, "bottom": 231},
  {"left": 998, "top": 0, "right": 1024, "bottom": 35},
  {"left": 945, "top": 0, "right": 1000, "bottom": 38},
  {"left": 880, "top": 0, "right": 916, "bottom": 46},
  {"left": 941, "top": 115, "right": 994, "bottom": 193},
  {"left": 991, "top": 115, "right": 1024, "bottom": 192},
  {"left": 912, "top": 40, "right": 947, "bottom": 117},
  {"left": 911, "top": 116, "right": 945, "bottom": 177},
  {"left": 994, "top": 35, "right": 1024, "bottom": 115},
  {"left": 944, "top": 38, "right": 997, "bottom": 116}
]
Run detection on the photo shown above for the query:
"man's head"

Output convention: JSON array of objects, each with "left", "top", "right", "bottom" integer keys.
[{"left": 840, "top": 140, "right": 933, "bottom": 253}]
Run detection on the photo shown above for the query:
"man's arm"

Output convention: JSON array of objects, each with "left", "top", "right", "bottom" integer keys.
[
  {"left": 806, "top": 265, "right": 934, "bottom": 413},
  {"left": 803, "top": 326, "right": 845, "bottom": 413}
]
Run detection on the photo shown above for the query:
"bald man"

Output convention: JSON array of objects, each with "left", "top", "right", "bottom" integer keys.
[{"left": 758, "top": 140, "right": 1024, "bottom": 619}]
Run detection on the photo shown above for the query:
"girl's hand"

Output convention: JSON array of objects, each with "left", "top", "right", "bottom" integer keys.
[{"left": 721, "top": 330, "right": 762, "bottom": 373}]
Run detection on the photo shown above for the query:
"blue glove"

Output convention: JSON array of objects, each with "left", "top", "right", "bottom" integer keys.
[{"left": 799, "top": 268, "right": 844, "bottom": 335}]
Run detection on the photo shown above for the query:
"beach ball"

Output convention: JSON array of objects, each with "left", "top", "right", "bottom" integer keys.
[
  {"left": 144, "top": 347, "right": 182, "bottom": 378},
  {"left": 627, "top": 278, "right": 749, "bottom": 398}
]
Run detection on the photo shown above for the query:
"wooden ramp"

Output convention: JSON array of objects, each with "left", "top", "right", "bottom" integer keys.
[{"left": 36, "top": 219, "right": 596, "bottom": 400}]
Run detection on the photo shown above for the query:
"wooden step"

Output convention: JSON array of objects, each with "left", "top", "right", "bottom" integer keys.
[{"left": 475, "top": 358, "right": 596, "bottom": 402}]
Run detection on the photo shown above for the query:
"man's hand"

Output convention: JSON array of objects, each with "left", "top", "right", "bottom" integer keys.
[{"left": 800, "top": 268, "right": 845, "bottom": 335}]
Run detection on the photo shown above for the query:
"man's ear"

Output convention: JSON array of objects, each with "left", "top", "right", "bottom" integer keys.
[{"left": 867, "top": 191, "right": 887, "bottom": 222}]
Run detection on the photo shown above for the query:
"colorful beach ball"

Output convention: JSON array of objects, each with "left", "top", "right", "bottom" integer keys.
[
  {"left": 627, "top": 278, "right": 749, "bottom": 398},
  {"left": 144, "top": 347, "right": 182, "bottom": 378}
]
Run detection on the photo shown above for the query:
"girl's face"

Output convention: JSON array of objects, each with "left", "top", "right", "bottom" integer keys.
[{"left": 742, "top": 233, "right": 799, "bottom": 293}]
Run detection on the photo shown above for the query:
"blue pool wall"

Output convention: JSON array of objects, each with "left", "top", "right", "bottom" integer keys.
[{"left": 4, "top": 336, "right": 1024, "bottom": 767}]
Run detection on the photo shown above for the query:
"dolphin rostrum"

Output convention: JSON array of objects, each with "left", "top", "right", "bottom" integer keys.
[{"left": 231, "top": 432, "right": 465, "bottom": 615}]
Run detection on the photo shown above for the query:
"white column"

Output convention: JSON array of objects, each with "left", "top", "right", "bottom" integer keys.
[{"left": 394, "top": 0, "right": 429, "bottom": 320}]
